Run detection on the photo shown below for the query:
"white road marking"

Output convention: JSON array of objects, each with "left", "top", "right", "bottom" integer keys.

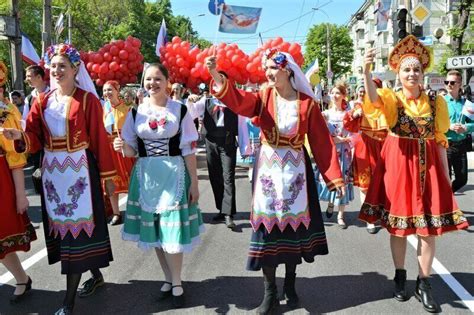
[
  {"left": 407, "top": 235, "right": 474, "bottom": 312},
  {"left": 0, "top": 195, "right": 128, "bottom": 286}
]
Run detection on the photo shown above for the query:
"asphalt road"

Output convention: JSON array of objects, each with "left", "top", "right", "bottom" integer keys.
[{"left": 1, "top": 152, "right": 473, "bottom": 315}]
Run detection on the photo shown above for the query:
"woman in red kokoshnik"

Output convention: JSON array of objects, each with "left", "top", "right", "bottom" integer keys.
[
  {"left": 359, "top": 35, "right": 469, "bottom": 313},
  {"left": 3, "top": 44, "right": 116, "bottom": 315},
  {"left": 102, "top": 80, "right": 135, "bottom": 225},
  {"left": 206, "top": 49, "right": 344, "bottom": 314}
]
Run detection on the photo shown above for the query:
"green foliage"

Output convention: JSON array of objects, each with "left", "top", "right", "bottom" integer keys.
[
  {"left": 304, "top": 23, "right": 354, "bottom": 82},
  {"left": 436, "top": 50, "right": 455, "bottom": 76},
  {"left": 0, "top": 0, "right": 210, "bottom": 67}
]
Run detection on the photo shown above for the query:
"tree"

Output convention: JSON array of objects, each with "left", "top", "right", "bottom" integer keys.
[{"left": 304, "top": 23, "right": 354, "bottom": 83}]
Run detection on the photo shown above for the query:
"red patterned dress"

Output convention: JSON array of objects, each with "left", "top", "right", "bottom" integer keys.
[
  {"left": 0, "top": 107, "right": 36, "bottom": 259},
  {"left": 359, "top": 89, "right": 469, "bottom": 236}
]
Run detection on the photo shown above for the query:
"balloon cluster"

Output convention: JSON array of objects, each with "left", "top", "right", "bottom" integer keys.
[
  {"left": 81, "top": 36, "right": 144, "bottom": 87},
  {"left": 160, "top": 36, "right": 304, "bottom": 89}
]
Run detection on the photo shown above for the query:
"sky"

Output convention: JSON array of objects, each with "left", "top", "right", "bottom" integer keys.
[{"left": 169, "top": 0, "right": 365, "bottom": 53}]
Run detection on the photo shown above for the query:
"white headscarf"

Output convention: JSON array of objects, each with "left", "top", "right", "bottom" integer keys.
[{"left": 263, "top": 50, "right": 317, "bottom": 101}]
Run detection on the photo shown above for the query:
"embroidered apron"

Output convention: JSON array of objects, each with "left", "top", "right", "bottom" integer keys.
[
  {"left": 42, "top": 149, "right": 95, "bottom": 239},
  {"left": 251, "top": 142, "right": 310, "bottom": 233}
]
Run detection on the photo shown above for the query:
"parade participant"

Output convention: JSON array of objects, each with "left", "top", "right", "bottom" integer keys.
[
  {"left": 0, "top": 65, "right": 21, "bottom": 122},
  {"left": 0, "top": 68, "right": 37, "bottom": 304},
  {"left": 349, "top": 85, "right": 365, "bottom": 109},
  {"left": 102, "top": 80, "right": 135, "bottom": 225},
  {"left": 359, "top": 36, "right": 469, "bottom": 313},
  {"left": 444, "top": 70, "right": 473, "bottom": 192},
  {"left": 10, "top": 91, "right": 25, "bottom": 117},
  {"left": 114, "top": 63, "right": 203, "bottom": 309},
  {"left": 23, "top": 65, "right": 50, "bottom": 120},
  {"left": 206, "top": 50, "right": 344, "bottom": 314},
  {"left": 318, "top": 81, "right": 354, "bottom": 229},
  {"left": 187, "top": 73, "right": 238, "bottom": 230},
  {"left": 343, "top": 78, "right": 388, "bottom": 234},
  {"left": 122, "top": 87, "right": 137, "bottom": 109},
  {"left": 170, "top": 83, "right": 185, "bottom": 104},
  {"left": 3, "top": 44, "right": 116, "bottom": 315}
]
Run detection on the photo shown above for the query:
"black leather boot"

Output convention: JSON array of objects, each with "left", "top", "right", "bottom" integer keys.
[
  {"left": 281, "top": 272, "right": 299, "bottom": 309},
  {"left": 415, "top": 277, "right": 440, "bottom": 313},
  {"left": 257, "top": 267, "right": 279, "bottom": 315},
  {"left": 393, "top": 269, "right": 409, "bottom": 301}
]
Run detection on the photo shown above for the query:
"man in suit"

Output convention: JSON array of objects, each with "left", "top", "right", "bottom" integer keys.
[{"left": 187, "top": 82, "right": 238, "bottom": 229}]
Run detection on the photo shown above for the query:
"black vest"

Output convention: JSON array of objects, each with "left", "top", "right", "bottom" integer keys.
[
  {"left": 131, "top": 105, "right": 187, "bottom": 157},
  {"left": 202, "top": 98, "right": 238, "bottom": 137}
]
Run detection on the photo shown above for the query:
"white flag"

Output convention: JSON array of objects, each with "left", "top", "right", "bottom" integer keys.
[{"left": 156, "top": 19, "right": 167, "bottom": 57}]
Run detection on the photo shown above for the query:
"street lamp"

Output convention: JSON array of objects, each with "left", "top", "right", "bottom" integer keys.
[
  {"left": 186, "top": 13, "right": 206, "bottom": 41},
  {"left": 312, "top": 6, "right": 332, "bottom": 87}
]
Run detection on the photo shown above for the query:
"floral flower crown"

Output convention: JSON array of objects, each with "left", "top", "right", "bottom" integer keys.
[
  {"left": 263, "top": 48, "right": 288, "bottom": 69},
  {"left": 44, "top": 43, "right": 81, "bottom": 68}
]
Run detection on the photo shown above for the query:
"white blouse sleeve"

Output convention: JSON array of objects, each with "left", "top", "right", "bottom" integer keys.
[
  {"left": 121, "top": 111, "right": 138, "bottom": 151},
  {"left": 185, "top": 96, "right": 206, "bottom": 120},
  {"left": 179, "top": 108, "right": 199, "bottom": 156}
]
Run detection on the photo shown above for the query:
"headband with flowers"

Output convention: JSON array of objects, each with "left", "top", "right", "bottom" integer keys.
[
  {"left": 44, "top": 43, "right": 81, "bottom": 68},
  {"left": 263, "top": 48, "right": 288, "bottom": 69}
]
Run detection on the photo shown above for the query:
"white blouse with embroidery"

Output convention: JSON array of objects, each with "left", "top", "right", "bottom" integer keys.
[
  {"left": 43, "top": 96, "right": 68, "bottom": 137},
  {"left": 121, "top": 98, "right": 198, "bottom": 156},
  {"left": 276, "top": 96, "right": 298, "bottom": 137}
]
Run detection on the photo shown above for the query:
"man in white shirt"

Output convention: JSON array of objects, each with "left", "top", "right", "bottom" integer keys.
[{"left": 23, "top": 65, "right": 50, "bottom": 121}]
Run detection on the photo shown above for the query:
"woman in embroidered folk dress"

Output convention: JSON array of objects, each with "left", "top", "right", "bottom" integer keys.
[
  {"left": 343, "top": 78, "right": 388, "bottom": 234},
  {"left": 102, "top": 80, "right": 135, "bottom": 225},
  {"left": 4, "top": 44, "right": 116, "bottom": 315},
  {"left": 114, "top": 63, "right": 203, "bottom": 309},
  {"left": 206, "top": 50, "right": 344, "bottom": 314},
  {"left": 317, "top": 82, "right": 354, "bottom": 229},
  {"left": 359, "top": 36, "right": 469, "bottom": 313},
  {"left": 0, "top": 88, "right": 37, "bottom": 304}
]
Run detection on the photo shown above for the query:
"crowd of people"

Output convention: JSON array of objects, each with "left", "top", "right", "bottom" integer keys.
[{"left": 0, "top": 34, "right": 471, "bottom": 315}]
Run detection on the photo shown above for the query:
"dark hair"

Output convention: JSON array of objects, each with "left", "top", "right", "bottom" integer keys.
[
  {"left": 463, "top": 85, "right": 473, "bottom": 102},
  {"left": 218, "top": 70, "right": 229, "bottom": 79},
  {"left": 26, "top": 65, "right": 45, "bottom": 79},
  {"left": 11, "top": 90, "right": 22, "bottom": 98},
  {"left": 145, "top": 63, "right": 169, "bottom": 80}
]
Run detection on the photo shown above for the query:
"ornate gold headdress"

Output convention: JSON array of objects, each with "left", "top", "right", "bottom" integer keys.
[
  {"left": 0, "top": 61, "right": 8, "bottom": 87},
  {"left": 388, "top": 35, "right": 430, "bottom": 71}
]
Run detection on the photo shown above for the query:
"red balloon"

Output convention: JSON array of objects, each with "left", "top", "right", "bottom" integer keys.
[
  {"left": 103, "top": 52, "right": 112, "bottom": 62},
  {"left": 106, "top": 72, "right": 115, "bottom": 80},
  {"left": 96, "top": 79, "right": 105, "bottom": 86},
  {"left": 190, "top": 68, "right": 200, "bottom": 78},
  {"left": 176, "top": 58, "right": 185, "bottom": 67},
  {"left": 86, "top": 62, "right": 94, "bottom": 72},
  {"left": 168, "top": 56, "right": 176, "bottom": 66},
  {"left": 124, "top": 43, "right": 135, "bottom": 53},
  {"left": 225, "top": 50, "right": 234, "bottom": 59},
  {"left": 246, "top": 62, "right": 257, "bottom": 73},
  {"left": 130, "top": 75, "right": 138, "bottom": 83},
  {"left": 100, "top": 62, "right": 109, "bottom": 74},
  {"left": 171, "top": 36, "right": 181, "bottom": 44},
  {"left": 93, "top": 54, "right": 103, "bottom": 64},
  {"left": 172, "top": 43, "right": 180, "bottom": 52},
  {"left": 98, "top": 47, "right": 106, "bottom": 55},
  {"left": 114, "top": 71, "right": 123, "bottom": 79},
  {"left": 128, "top": 53, "right": 137, "bottom": 62},
  {"left": 112, "top": 56, "right": 121, "bottom": 63},
  {"left": 109, "top": 61, "right": 119, "bottom": 71},
  {"left": 179, "top": 68, "right": 189, "bottom": 77},
  {"left": 119, "top": 50, "right": 129, "bottom": 60},
  {"left": 288, "top": 43, "right": 301, "bottom": 55},
  {"left": 221, "top": 59, "right": 231, "bottom": 70},
  {"left": 116, "top": 40, "right": 125, "bottom": 49},
  {"left": 110, "top": 45, "right": 119, "bottom": 56},
  {"left": 99, "top": 72, "right": 107, "bottom": 80},
  {"left": 231, "top": 55, "right": 240, "bottom": 66},
  {"left": 92, "top": 64, "right": 100, "bottom": 73},
  {"left": 103, "top": 44, "right": 111, "bottom": 52},
  {"left": 132, "top": 38, "right": 141, "bottom": 48}
]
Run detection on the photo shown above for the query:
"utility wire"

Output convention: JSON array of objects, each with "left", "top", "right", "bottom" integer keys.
[{"left": 293, "top": 0, "right": 306, "bottom": 41}]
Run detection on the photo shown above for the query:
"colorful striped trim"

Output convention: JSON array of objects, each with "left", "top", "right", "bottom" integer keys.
[
  {"left": 59, "top": 239, "right": 111, "bottom": 262},
  {"left": 43, "top": 155, "right": 89, "bottom": 173},
  {"left": 48, "top": 217, "right": 95, "bottom": 240},
  {"left": 248, "top": 232, "right": 327, "bottom": 258},
  {"left": 258, "top": 149, "right": 305, "bottom": 168},
  {"left": 251, "top": 208, "right": 311, "bottom": 233},
  {"left": 326, "top": 178, "right": 344, "bottom": 190}
]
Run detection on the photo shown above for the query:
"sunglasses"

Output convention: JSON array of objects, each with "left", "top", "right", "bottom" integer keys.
[{"left": 444, "top": 80, "right": 459, "bottom": 86}]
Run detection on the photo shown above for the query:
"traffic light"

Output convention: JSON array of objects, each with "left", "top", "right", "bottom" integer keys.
[
  {"left": 412, "top": 24, "right": 423, "bottom": 37},
  {"left": 396, "top": 8, "right": 408, "bottom": 40}
]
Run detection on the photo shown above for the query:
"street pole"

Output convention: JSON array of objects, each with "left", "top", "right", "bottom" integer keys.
[
  {"left": 42, "top": 0, "right": 52, "bottom": 54},
  {"left": 326, "top": 24, "right": 332, "bottom": 87},
  {"left": 68, "top": 4, "right": 72, "bottom": 44},
  {"left": 404, "top": 0, "right": 412, "bottom": 34},
  {"left": 9, "top": 0, "right": 23, "bottom": 92}
]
